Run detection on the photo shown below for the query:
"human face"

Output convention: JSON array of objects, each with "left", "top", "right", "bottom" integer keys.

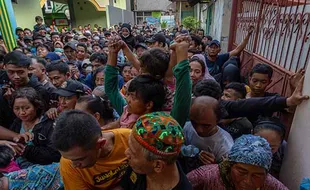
[
  {"left": 122, "top": 66, "right": 132, "bottom": 82},
  {"left": 34, "top": 39, "right": 43, "bottom": 47},
  {"left": 64, "top": 47, "right": 77, "bottom": 61},
  {"left": 6, "top": 64, "right": 29, "bottom": 87},
  {"left": 190, "top": 106, "right": 218, "bottom": 137},
  {"left": 122, "top": 28, "right": 130, "bottom": 38},
  {"left": 36, "top": 46, "right": 48, "bottom": 58},
  {"left": 24, "top": 30, "right": 32, "bottom": 37},
  {"left": 76, "top": 46, "right": 86, "bottom": 61},
  {"left": 39, "top": 30, "right": 46, "bottom": 37},
  {"left": 91, "top": 61, "right": 104, "bottom": 71},
  {"left": 125, "top": 134, "right": 154, "bottom": 174},
  {"left": 51, "top": 35, "right": 60, "bottom": 43},
  {"left": 13, "top": 98, "right": 37, "bottom": 122},
  {"left": 131, "top": 67, "right": 139, "bottom": 77},
  {"left": 95, "top": 72, "right": 104, "bottom": 87},
  {"left": 58, "top": 95, "right": 78, "bottom": 111},
  {"left": 190, "top": 61, "right": 204, "bottom": 85},
  {"left": 207, "top": 44, "right": 221, "bottom": 57},
  {"left": 136, "top": 47, "right": 146, "bottom": 58},
  {"left": 125, "top": 91, "right": 148, "bottom": 115},
  {"left": 222, "top": 89, "right": 239, "bottom": 101},
  {"left": 103, "top": 47, "right": 109, "bottom": 55},
  {"left": 17, "top": 31, "right": 24, "bottom": 39},
  {"left": 47, "top": 71, "right": 68, "bottom": 88},
  {"left": 29, "top": 59, "right": 45, "bottom": 80},
  {"left": 198, "top": 31, "right": 204, "bottom": 39},
  {"left": 92, "top": 45, "right": 102, "bottom": 53},
  {"left": 68, "top": 64, "right": 80, "bottom": 78},
  {"left": 249, "top": 73, "right": 270, "bottom": 97},
  {"left": 254, "top": 129, "right": 282, "bottom": 154},
  {"left": 231, "top": 163, "right": 267, "bottom": 190},
  {"left": 60, "top": 145, "right": 100, "bottom": 169}
]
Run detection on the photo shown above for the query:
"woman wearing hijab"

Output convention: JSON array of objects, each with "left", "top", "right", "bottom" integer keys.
[
  {"left": 187, "top": 135, "right": 288, "bottom": 190},
  {"left": 189, "top": 54, "right": 214, "bottom": 90},
  {"left": 120, "top": 23, "right": 136, "bottom": 51}
]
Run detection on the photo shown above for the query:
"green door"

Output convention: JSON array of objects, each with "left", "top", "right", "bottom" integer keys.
[
  {"left": 206, "top": 4, "right": 213, "bottom": 34},
  {"left": 181, "top": 10, "right": 194, "bottom": 21}
]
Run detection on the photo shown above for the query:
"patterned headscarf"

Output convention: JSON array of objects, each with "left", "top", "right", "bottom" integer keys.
[
  {"left": 228, "top": 135, "right": 272, "bottom": 170},
  {"left": 132, "top": 112, "right": 184, "bottom": 156}
]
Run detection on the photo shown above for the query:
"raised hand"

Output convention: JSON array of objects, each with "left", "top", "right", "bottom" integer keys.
[
  {"left": 247, "top": 25, "right": 255, "bottom": 35},
  {"left": 108, "top": 35, "right": 125, "bottom": 54},
  {"left": 286, "top": 76, "right": 309, "bottom": 107},
  {"left": 289, "top": 69, "right": 305, "bottom": 90}
]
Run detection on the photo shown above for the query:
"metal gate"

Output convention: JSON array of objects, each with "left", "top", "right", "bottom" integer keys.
[{"left": 228, "top": 0, "right": 310, "bottom": 134}]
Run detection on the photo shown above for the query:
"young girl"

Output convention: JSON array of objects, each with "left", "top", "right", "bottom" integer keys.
[
  {"left": 75, "top": 95, "right": 115, "bottom": 127},
  {"left": 105, "top": 36, "right": 192, "bottom": 129},
  {"left": 10, "top": 87, "right": 60, "bottom": 168},
  {"left": 253, "top": 117, "right": 287, "bottom": 179}
]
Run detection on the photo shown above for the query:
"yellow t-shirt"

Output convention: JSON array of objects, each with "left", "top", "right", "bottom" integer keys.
[{"left": 60, "top": 128, "right": 131, "bottom": 190}]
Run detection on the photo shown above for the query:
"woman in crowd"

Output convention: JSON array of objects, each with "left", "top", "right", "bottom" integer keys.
[
  {"left": 187, "top": 135, "right": 288, "bottom": 190},
  {"left": 93, "top": 66, "right": 105, "bottom": 88},
  {"left": 189, "top": 54, "right": 213, "bottom": 89},
  {"left": 253, "top": 117, "right": 287, "bottom": 179},
  {"left": 9, "top": 87, "right": 60, "bottom": 168},
  {"left": 121, "top": 63, "right": 133, "bottom": 84}
]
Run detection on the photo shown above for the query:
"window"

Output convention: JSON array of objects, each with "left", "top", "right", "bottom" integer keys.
[{"left": 135, "top": 12, "right": 152, "bottom": 25}]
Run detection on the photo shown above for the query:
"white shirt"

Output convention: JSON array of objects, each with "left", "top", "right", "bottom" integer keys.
[{"left": 183, "top": 121, "right": 234, "bottom": 162}]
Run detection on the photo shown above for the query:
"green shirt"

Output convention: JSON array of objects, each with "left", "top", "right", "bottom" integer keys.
[{"left": 104, "top": 59, "right": 192, "bottom": 127}]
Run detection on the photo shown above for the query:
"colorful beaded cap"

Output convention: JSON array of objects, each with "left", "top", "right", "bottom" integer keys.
[{"left": 132, "top": 112, "right": 184, "bottom": 156}]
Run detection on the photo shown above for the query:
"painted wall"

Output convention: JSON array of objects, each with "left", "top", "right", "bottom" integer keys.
[
  {"left": 107, "top": 5, "right": 134, "bottom": 27},
  {"left": 136, "top": 0, "right": 171, "bottom": 11},
  {"left": 73, "top": 0, "right": 107, "bottom": 28},
  {"left": 12, "top": 0, "right": 44, "bottom": 29},
  {"left": 280, "top": 63, "right": 310, "bottom": 189},
  {"left": 113, "top": 0, "right": 127, "bottom": 10}
]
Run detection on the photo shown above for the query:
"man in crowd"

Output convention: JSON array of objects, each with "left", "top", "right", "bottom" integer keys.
[
  {"left": 0, "top": 51, "right": 49, "bottom": 128},
  {"left": 52, "top": 110, "right": 131, "bottom": 189},
  {"left": 118, "top": 112, "right": 192, "bottom": 190},
  {"left": 205, "top": 26, "right": 254, "bottom": 78},
  {"left": 145, "top": 33, "right": 166, "bottom": 49}
]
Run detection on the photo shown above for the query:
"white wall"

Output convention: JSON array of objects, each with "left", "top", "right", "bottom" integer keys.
[
  {"left": 136, "top": 0, "right": 170, "bottom": 11},
  {"left": 208, "top": 0, "right": 232, "bottom": 52},
  {"left": 280, "top": 62, "right": 310, "bottom": 189}
]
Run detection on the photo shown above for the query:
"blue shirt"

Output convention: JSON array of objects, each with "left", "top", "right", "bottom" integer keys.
[{"left": 205, "top": 53, "right": 230, "bottom": 76}]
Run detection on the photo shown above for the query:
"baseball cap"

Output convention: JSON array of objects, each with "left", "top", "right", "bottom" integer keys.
[
  {"left": 64, "top": 41, "right": 77, "bottom": 50},
  {"left": 135, "top": 43, "right": 148, "bottom": 50},
  {"left": 78, "top": 36, "right": 88, "bottom": 41},
  {"left": 23, "top": 36, "right": 33, "bottom": 41},
  {"left": 209, "top": 40, "right": 221, "bottom": 47},
  {"left": 104, "top": 31, "right": 111, "bottom": 36},
  {"left": 54, "top": 80, "right": 85, "bottom": 97},
  {"left": 132, "top": 112, "right": 184, "bottom": 156},
  {"left": 146, "top": 33, "right": 166, "bottom": 45}
]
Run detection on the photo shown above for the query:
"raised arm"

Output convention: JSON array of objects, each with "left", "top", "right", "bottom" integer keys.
[
  {"left": 229, "top": 26, "right": 254, "bottom": 57},
  {"left": 104, "top": 36, "right": 127, "bottom": 115},
  {"left": 122, "top": 42, "right": 141, "bottom": 71},
  {"left": 170, "top": 35, "right": 192, "bottom": 127}
]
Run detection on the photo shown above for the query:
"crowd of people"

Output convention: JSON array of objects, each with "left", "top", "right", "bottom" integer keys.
[{"left": 0, "top": 16, "right": 309, "bottom": 190}]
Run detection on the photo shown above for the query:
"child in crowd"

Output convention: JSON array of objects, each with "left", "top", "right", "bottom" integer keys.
[{"left": 104, "top": 35, "right": 192, "bottom": 129}]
